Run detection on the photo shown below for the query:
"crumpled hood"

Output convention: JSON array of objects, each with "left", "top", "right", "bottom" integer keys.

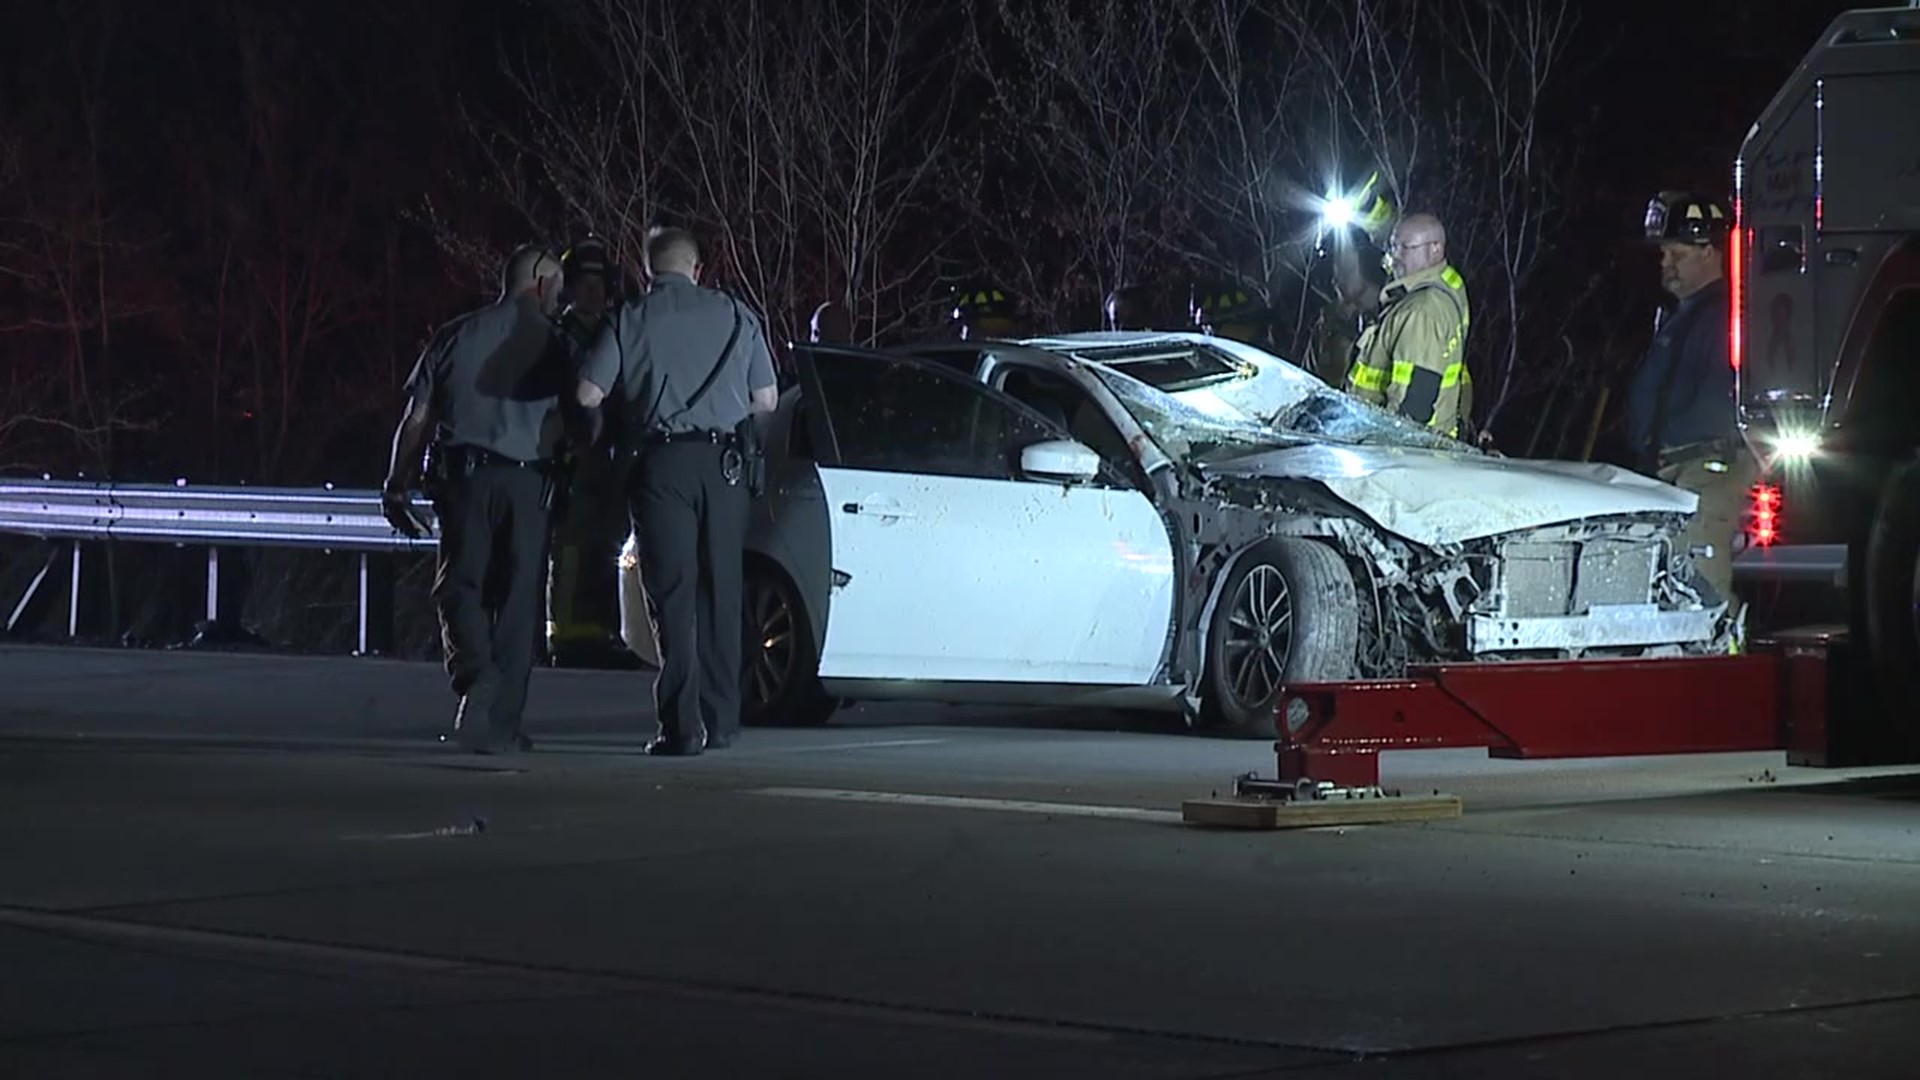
[{"left": 1201, "top": 443, "right": 1700, "bottom": 547}]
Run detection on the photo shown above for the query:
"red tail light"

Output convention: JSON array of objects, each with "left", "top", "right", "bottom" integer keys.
[
  {"left": 1750, "top": 483, "right": 1781, "bottom": 547},
  {"left": 1729, "top": 192, "right": 1746, "bottom": 373}
]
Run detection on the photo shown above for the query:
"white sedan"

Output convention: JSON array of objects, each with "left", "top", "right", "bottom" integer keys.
[{"left": 620, "top": 335, "right": 1727, "bottom": 738}]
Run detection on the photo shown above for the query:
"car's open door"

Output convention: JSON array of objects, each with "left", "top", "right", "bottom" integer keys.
[{"left": 793, "top": 349, "right": 1175, "bottom": 685}]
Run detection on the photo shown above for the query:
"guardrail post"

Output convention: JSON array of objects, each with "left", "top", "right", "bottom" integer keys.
[
  {"left": 3, "top": 543, "right": 61, "bottom": 636},
  {"left": 198, "top": 546, "right": 250, "bottom": 634},
  {"left": 205, "top": 547, "right": 221, "bottom": 624},
  {"left": 67, "top": 540, "right": 82, "bottom": 638},
  {"left": 356, "top": 551, "right": 395, "bottom": 656}
]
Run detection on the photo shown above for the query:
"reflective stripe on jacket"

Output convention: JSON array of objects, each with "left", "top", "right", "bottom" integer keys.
[{"left": 1344, "top": 263, "right": 1472, "bottom": 439}]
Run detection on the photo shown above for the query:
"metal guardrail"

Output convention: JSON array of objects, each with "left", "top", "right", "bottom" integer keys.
[
  {"left": 0, "top": 479, "right": 437, "bottom": 551},
  {"left": 0, "top": 479, "right": 437, "bottom": 653}
]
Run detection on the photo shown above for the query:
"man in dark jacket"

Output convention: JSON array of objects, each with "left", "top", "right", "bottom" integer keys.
[{"left": 1625, "top": 190, "right": 1753, "bottom": 613}]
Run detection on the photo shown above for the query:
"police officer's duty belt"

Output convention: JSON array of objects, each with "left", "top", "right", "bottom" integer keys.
[
  {"left": 441, "top": 445, "right": 555, "bottom": 470},
  {"left": 641, "top": 428, "right": 741, "bottom": 447}
]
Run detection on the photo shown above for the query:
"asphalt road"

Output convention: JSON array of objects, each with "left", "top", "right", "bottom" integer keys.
[{"left": 4, "top": 643, "right": 1920, "bottom": 1078}]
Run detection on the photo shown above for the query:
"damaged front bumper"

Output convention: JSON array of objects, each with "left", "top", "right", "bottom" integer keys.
[{"left": 1466, "top": 603, "right": 1724, "bottom": 653}]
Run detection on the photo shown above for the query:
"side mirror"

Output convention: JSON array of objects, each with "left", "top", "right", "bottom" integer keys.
[{"left": 1020, "top": 439, "right": 1101, "bottom": 483}]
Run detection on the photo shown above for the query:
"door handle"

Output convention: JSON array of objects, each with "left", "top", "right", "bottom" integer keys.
[{"left": 841, "top": 500, "right": 915, "bottom": 520}]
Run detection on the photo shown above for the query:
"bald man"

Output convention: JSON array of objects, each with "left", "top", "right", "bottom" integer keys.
[
  {"left": 577, "top": 226, "right": 778, "bottom": 756},
  {"left": 1344, "top": 213, "right": 1474, "bottom": 439},
  {"left": 383, "top": 243, "right": 571, "bottom": 754}
]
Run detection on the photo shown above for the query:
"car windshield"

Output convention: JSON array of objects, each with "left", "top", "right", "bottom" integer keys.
[
  {"left": 1088, "top": 366, "right": 1305, "bottom": 461},
  {"left": 1089, "top": 361, "right": 1475, "bottom": 462},
  {"left": 1274, "top": 389, "right": 1472, "bottom": 452}
]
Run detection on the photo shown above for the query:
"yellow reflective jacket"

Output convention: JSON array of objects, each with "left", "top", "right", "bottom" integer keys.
[{"left": 1344, "top": 263, "right": 1473, "bottom": 439}]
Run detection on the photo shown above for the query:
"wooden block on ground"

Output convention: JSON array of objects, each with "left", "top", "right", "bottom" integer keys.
[{"left": 1180, "top": 793, "right": 1463, "bottom": 829}]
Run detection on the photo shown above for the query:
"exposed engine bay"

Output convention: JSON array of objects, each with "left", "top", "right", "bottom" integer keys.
[{"left": 1170, "top": 471, "right": 1729, "bottom": 686}]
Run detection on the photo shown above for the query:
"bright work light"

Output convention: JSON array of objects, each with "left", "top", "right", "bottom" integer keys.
[
  {"left": 1772, "top": 430, "right": 1821, "bottom": 462},
  {"left": 1320, "top": 197, "right": 1357, "bottom": 229}
]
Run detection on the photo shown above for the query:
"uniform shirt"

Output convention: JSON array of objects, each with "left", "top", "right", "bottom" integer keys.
[
  {"left": 1624, "top": 277, "right": 1736, "bottom": 462},
  {"left": 579, "top": 272, "right": 777, "bottom": 435},
  {"left": 404, "top": 297, "right": 567, "bottom": 463},
  {"left": 1344, "top": 262, "right": 1473, "bottom": 438}
]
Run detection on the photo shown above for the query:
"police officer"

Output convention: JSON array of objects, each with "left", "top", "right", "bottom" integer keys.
[
  {"left": 381, "top": 244, "right": 569, "bottom": 753},
  {"left": 575, "top": 226, "right": 778, "bottom": 756},
  {"left": 1344, "top": 212, "right": 1475, "bottom": 440},
  {"left": 545, "top": 235, "right": 635, "bottom": 667},
  {"left": 1626, "top": 190, "right": 1752, "bottom": 614}
]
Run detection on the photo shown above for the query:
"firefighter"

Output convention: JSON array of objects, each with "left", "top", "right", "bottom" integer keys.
[
  {"left": 1310, "top": 171, "right": 1396, "bottom": 385},
  {"left": 1625, "top": 190, "right": 1753, "bottom": 616},
  {"left": 545, "top": 235, "right": 639, "bottom": 667},
  {"left": 1104, "top": 283, "right": 1155, "bottom": 331},
  {"left": 1191, "top": 284, "right": 1267, "bottom": 345},
  {"left": 1344, "top": 212, "right": 1474, "bottom": 439},
  {"left": 951, "top": 284, "right": 1020, "bottom": 340}
]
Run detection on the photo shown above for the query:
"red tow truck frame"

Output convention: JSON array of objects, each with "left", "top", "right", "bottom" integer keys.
[{"left": 1266, "top": 626, "right": 1907, "bottom": 791}]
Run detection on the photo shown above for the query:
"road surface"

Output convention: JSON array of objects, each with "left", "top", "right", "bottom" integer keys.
[{"left": 4, "top": 644, "right": 1920, "bottom": 1077}]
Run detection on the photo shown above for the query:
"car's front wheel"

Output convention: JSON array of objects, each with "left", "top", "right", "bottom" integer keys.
[
  {"left": 742, "top": 560, "right": 838, "bottom": 728},
  {"left": 1200, "top": 537, "right": 1360, "bottom": 739}
]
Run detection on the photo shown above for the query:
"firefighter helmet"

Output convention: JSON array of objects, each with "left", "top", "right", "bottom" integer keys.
[
  {"left": 1105, "top": 284, "right": 1156, "bottom": 331},
  {"left": 1347, "top": 170, "right": 1397, "bottom": 247},
  {"left": 1643, "top": 191, "right": 1730, "bottom": 247},
  {"left": 562, "top": 234, "right": 612, "bottom": 283},
  {"left": 950, "top": 284, "right": 1019, "bottom": 339}
]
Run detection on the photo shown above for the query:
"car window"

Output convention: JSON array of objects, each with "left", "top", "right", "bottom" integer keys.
[
  {"left": 895, "top": 345, "right": 988, "bottom": 378},
  {"left": 1073, "top": 345, "right": 1241, "bottom": 393},
  {"left": 994, "top": 367, "right": 1146, "bottom": 489},
  {"left": 811, "top": 354, "right": 1058, "bottom": 481}
]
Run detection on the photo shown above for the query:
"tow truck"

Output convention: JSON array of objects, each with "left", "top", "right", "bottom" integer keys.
[{"left": 1188, "top": 5, "right": 1920, "bottom": 827}]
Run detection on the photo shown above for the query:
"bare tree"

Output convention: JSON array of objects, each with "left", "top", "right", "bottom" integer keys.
[
  {"left": 1171, "top": 0, "right": 1325, "bottom": 351},
  {"left": 967, "top": 0, "right": 1201, "bottom": 331},
  {"left": 476, "top": 0, "right": 965, "bottom": 350},
  {"left": 0, "top": 5, "right": 162, "bottom": 476},
  {"left": 214, "top": 9, "right": 381, "bottom": 482},
  {"left": 789, "top": 0, "right": 964, "bottom": 342},
  {"left": 1439, "top": 0, "right": 1580, "bottom": 429},
  {"left": 470, "top": 0, "right": 677, "bottom": 278}
]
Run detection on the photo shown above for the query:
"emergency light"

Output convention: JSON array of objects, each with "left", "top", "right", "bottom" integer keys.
[{"left": 1750, "top": 483, "right": 1782, "bottom": 547}]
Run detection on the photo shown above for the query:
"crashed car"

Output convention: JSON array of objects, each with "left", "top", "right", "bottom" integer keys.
[{"left": 619, "top": 336, "right": 1730, "bottom": 738}]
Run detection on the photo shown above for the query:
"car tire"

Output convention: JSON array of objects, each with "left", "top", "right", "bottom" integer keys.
[
  {"left": 742, "top": 559, "right": 837, "bottom": 728},
  {"left": 1199, "top": 537, "right": 1360, "bottom": 739}
]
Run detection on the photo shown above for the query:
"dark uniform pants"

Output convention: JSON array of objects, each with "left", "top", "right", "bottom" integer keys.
[
  {"left": 628, "top": 443, "right": 750, "bottom": 748},
  {"left": 431, "top": 465, "right": 552, "bottom": 740},
  {"left": 1656, "top": 442, "right": 1757, "bottom": 608}
]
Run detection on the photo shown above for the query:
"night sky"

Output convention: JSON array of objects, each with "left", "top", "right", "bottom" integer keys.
[{"left": 0, "top": 0, "right": 1869, "bottom": 483}]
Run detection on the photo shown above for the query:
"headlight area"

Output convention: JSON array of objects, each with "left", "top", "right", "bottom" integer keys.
[{"left": 1768, "top": 429, "right": 1822, "bottom": 464}]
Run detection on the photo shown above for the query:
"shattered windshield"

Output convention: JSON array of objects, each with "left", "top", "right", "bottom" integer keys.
[
  {"left": 1275, "top": 389, "right": 1473, "bottom": 452},
  {"left": 1088, "top": 367, "right": 1305, "bottom": 461},
  {"left": 1089, "top": 363, "right": 1477, "bottom": 463}
]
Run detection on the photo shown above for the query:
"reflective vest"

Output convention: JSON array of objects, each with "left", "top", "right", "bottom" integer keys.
[{"left": 1344, "top": 264, "right": 1473, "bottom": 439}]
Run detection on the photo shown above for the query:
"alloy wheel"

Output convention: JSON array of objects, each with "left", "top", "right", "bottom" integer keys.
[
  {"left": 745, "top": 576, "right": 797, "bottom": 708},
  {"left": 1221, "top": 564, "right": 1294, "bottom": 711}
]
